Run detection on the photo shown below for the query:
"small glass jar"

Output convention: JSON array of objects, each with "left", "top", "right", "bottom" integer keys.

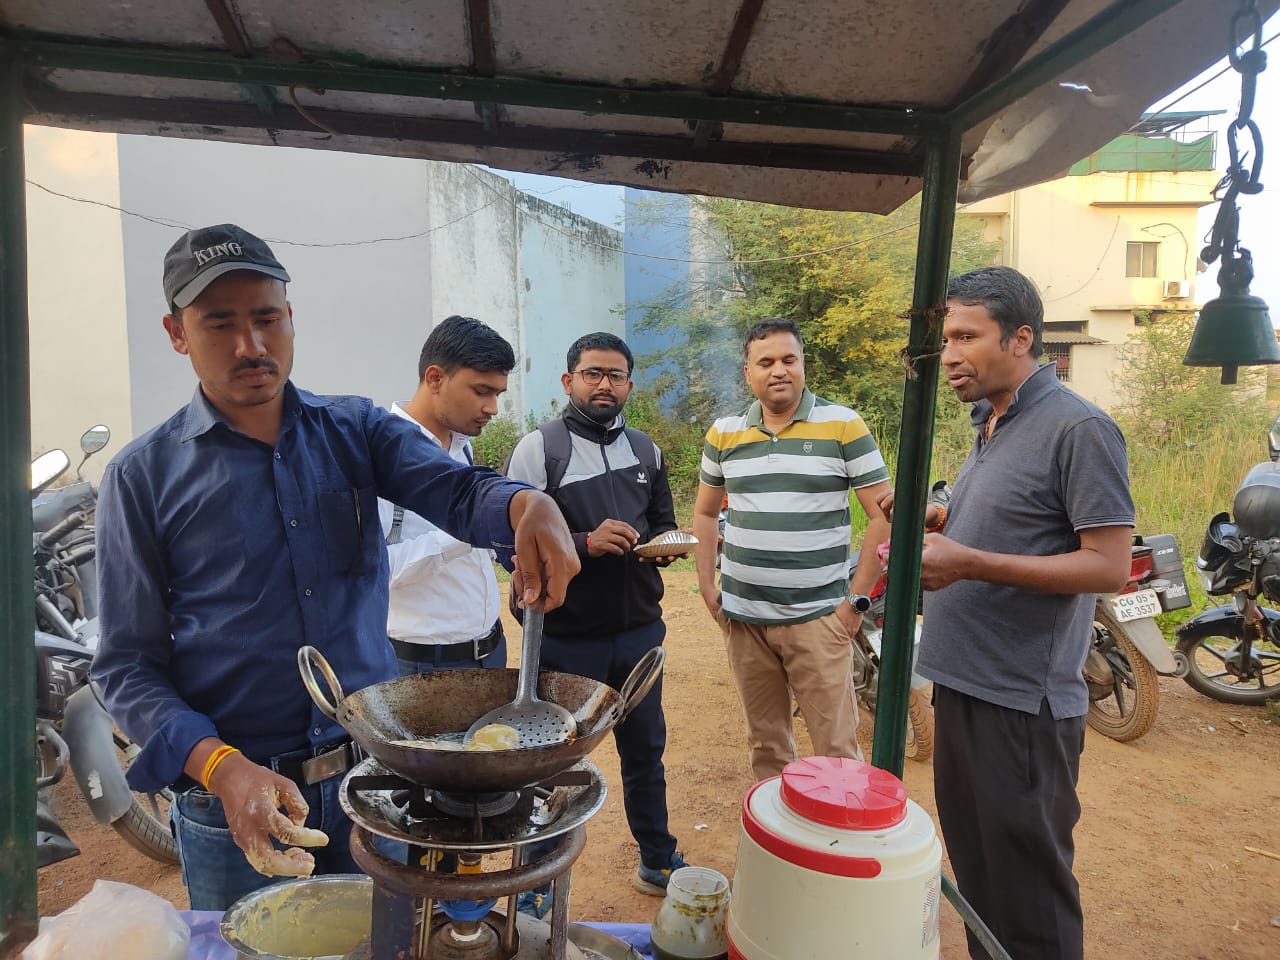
[{"left": 650, "top": 866, "right": 731, "bottom": 960}]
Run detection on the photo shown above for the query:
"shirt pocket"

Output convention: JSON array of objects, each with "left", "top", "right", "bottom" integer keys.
[{"left": 317, "top": 485, "right": 381, "bottom": 576}]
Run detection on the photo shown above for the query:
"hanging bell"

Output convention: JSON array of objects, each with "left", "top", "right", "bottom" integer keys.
[{"left": 1184, "top": 254, "right": 1280, "bottom": 384}]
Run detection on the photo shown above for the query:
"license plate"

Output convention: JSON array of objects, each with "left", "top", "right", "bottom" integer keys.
[{"left": 1109, "top": 588, "right": 1161, "bottom": 622}]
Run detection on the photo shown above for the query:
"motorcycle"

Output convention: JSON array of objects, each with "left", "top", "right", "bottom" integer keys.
[
  {"left": 847, "top": 555, "right": 934, "bottom": 762},
  {"left": 1173, "top": 419, "right": 1280, "bottom": 704},
  {"left": 1084, "top": 533, "right": 1188, "bottom": 742},
  {"left": 32, "top": 426, "right": 178, "bottom": 867},
  {"left": 842, "top": 480, "right": 951, "bottom": 762}
]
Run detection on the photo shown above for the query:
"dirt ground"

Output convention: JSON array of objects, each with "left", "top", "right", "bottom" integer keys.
[{"left": 37, "top": 570, "right": 1280, "bottom": 958}]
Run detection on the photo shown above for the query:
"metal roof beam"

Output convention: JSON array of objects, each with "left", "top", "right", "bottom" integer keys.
[
  {"left": 690, "top": 0, "right": 767, "bottom": 149},
  {"left": 23, "top": 85, "right": 926, "bottom": 178},
  {"left": 200, "top": 0, "right": 280, "bottom": 133},
  {"left": 15, "top": 37, "right": 947, "bottom": 138},
  {"left": 465, "top": 0, "right": 504, "bottom": 129},
  {"left": 951, "top": 0, "right": 1073, "bottom": 107},
  {"left": 949, "top": 0, "right": 1188, "bottom": 131}
]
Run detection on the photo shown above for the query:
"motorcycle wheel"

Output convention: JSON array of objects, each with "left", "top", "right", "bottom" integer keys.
[
  {"left": 1175, "top": 630, "right": 1280, "bottom": 704},
  {"left": 1085, "top": 606, "right": 1160, "bottom": 742},
  {"left": 112, "top": 733, "right": 178, "bottom": 863},
  {"left": 903, "top": 686, "right": 934, "bottom": 762}
]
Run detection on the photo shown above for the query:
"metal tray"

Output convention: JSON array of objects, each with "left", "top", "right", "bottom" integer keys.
[
  {"left": 633, "top": 530, "right": 698, "bottom": 558},
  {"left": 568, "top": 923, "right": 646, "bottom": 960}
]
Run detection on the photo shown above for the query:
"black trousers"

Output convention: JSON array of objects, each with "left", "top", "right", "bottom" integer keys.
[
  {"left": 933, "top": 685, "right": 1086, "bottom": 960},
  {"left": 519, "top": 619, "right": 676, "bottom": 896}
]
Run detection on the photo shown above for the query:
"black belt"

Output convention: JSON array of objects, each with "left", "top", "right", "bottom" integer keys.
[
  {"left": 391, "top": 620, "right": 501, "bottom": 664},
  {"left": 270, "top": 740, "right": 362, "bottom": 787}
]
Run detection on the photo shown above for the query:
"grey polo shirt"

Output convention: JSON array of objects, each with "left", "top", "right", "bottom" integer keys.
[{"left": 919, "top": 363, "right": 1135, "bottom": 719}]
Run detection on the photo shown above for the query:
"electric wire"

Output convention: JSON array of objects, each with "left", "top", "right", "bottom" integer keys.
[{"left": 24, "top": 178, "right": 502, "bottom": 247}]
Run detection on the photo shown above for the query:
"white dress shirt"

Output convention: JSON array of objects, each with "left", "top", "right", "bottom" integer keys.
[{"left": 377, "top": 402, "right": 501, "bottom": 646}]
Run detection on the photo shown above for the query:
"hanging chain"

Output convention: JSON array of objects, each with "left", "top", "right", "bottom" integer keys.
[{"left": 1201, "top": 0, "right": 1267, "bottom": 285}]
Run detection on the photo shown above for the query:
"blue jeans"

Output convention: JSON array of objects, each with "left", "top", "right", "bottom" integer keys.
[
  {"left": 172, "top": 771, "right": 358, "bottom": 911},
  {"left": 395, "top": 629, "right": 508, "bottom": 677}
]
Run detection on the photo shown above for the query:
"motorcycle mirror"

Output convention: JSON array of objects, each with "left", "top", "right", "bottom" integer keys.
[
  {"left": 31, "top": 449, "right": 70, "bottom": 498},
  {"left": 1269, "top": 415, "right": 1280, "bottom": 463},
  {"left": 79, "top": 425, "right": 110, "bottom": 455},
  {"left": 75, "top": 424, "right": 110, "bottom": 480}
]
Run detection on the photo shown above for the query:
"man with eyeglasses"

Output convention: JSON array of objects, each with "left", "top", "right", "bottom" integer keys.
[{"left": 505, "top": 332, "right": 690, "bottom": 915}]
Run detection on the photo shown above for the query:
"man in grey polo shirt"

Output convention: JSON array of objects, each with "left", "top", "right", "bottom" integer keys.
[{"left": 909, "top": 267, "right": 1133, "bottom": 960}]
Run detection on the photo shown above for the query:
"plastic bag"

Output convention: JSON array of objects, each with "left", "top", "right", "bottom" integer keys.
[{"left": 23, "top": 880, "right": 189, "bottom": 960}]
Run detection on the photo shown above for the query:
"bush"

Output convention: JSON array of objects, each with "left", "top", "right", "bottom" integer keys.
[
  {"left": 470, "top": 412, "right": 536, "bottom": 469},
  {"left": 624, "top": 390, "right": 706, "bottom": 509}
]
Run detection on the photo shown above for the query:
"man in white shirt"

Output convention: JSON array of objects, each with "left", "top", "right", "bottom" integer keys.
[{"left": 378, "top": 315, "right": 514, "bottom": 674}]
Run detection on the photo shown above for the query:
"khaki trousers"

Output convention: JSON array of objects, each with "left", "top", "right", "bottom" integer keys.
[{"left": 721, "top": 612, "right": 862, "bottom": 781}]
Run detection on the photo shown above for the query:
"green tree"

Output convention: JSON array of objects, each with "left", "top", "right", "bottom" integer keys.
[
  {"left": 1112, "top": 311, "right": 1266, "bottom": 445},
  {"left": 632, "top": 195, "right": 997, "bottom": 435}
]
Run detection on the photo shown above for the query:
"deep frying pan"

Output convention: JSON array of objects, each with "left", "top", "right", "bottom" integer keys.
[{"left": 297, "top": 645, "right": 664, "bottom": 792}]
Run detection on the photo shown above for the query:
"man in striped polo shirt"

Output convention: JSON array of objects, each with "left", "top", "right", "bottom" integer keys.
[{"left": 691, "top": 317, "right": 892, "bottom": 780}]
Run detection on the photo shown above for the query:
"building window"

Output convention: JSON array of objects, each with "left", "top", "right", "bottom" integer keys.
[
  {"left": 1126, "top": 241, "right": 1159, "bottom": 278},
  {"left": 1045, "top": 343, "right": 1071, "bottom": 381}
]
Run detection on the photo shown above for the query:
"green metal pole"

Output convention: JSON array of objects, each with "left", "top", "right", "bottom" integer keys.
[
  {"left": 869, "top": 133, "right": 1015, "bottom": 960},
  {"left": 0, "top": 41, "right": 37, "bottom": 954},
  {"left": 870, "top": 132, "right": 961, "bottom": 777}
]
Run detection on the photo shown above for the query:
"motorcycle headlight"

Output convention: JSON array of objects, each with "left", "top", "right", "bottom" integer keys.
[{"left": 1199, "top": 572, "right": 1215, "bottom": 591}]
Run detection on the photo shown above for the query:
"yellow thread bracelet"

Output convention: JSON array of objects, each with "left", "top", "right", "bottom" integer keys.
[{"left": 201, "top": 745, "right": 238, "bottom": 788}]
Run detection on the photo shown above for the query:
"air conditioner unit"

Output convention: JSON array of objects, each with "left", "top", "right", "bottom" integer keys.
[{"left": 1162, "top": 279, "right": 1192, "bottom": 300}]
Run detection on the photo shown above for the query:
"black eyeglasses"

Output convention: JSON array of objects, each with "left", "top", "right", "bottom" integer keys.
[{"left": 574, "top": 367, "right": 629, "bottom": 386}]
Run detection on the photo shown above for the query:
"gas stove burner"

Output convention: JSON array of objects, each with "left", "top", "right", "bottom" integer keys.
[
  {"left": 428, "top": 789, "right": 520, "bottom": 820},
  {"left": 340, "top": 757, "right": 606, "bottom": 852}
]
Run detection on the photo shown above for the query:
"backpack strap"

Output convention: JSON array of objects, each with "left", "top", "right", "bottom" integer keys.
[
  {"left": 537, "top": 419, "right": 574, "bottom": 495},
  {"left": 527, "top": 419, "right": 656, "bottom": 496}
]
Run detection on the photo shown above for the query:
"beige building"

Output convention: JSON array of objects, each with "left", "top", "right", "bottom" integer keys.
[{"left": 963, "top": 113, "right": 1222, "bottom": 411}]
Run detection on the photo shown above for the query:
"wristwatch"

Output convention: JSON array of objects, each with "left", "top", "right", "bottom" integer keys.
[{"left": 847, "top": 587, "right": 871, "bottom": 612}]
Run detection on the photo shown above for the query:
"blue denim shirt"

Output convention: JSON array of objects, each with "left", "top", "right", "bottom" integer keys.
[{"left": 92, "top": 383, "right": 528, "bottom": 792}]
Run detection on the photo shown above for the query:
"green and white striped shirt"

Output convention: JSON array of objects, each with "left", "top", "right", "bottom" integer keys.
[{"left": 701, "top": 390, "right": 889, "bottom": 624}]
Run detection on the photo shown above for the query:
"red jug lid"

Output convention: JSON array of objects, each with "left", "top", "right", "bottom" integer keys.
[{"left": 780, "top": 756, "right": 908, "bottom": 830}]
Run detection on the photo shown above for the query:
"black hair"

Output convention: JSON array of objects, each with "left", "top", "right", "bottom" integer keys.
[
  {"left": 418, "top": 315, "right": 516, "bottom": 381},
  {"left": 742, "top": 317, "right": 804, "bottom": 359},
  {"left": 946, "top": 266, "right": 1044, "bottom": 356},
  {"left": 566, "top": 332, "right": 634, "bottom": 374}
]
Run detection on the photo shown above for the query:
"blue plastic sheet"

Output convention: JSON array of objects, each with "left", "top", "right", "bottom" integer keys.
[{"left": 180, "top": 911, "right": 653, "bottom": 959}]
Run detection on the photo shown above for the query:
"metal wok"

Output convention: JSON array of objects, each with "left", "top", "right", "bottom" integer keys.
[{"left": 297, "top": 644, "right": 664, "bottom": 793}]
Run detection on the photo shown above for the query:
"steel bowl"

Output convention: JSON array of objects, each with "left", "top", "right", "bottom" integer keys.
[{"left": 220, "top": 875, "right": 372, "bottom": 960}]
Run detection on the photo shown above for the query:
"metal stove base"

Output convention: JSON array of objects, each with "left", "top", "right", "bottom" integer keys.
[{"left": 344, "top": 910, "right": 629, "bottom": 960}]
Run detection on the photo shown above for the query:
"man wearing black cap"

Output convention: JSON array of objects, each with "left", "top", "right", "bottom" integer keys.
[{"left": 91, "top": 223, "right": 580, "bottom": 910}]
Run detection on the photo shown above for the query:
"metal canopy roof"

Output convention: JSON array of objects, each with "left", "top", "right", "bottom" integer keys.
[
  {"left": 2, "top": 3, "right": 1271, "bottom": 951},
  {"left": 4, "top": 0, "right": 1270, "bottom": 212}
]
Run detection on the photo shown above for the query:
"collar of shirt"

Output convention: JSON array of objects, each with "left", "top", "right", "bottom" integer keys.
[
  {"left": 745, "top": 387, "right": 816, "bottom": 434},
  {"left": 969, "top": 362, "right": 1057, "bottom": 432},
  {"left": 178, "top": 381, "right": 326, "bottom": 443},
  {"left": 389, "top": 401, "right": 473, "bottom": 463}
]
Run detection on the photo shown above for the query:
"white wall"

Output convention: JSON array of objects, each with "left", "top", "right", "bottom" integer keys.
[
  {"left": 25, "top": 127, "right": 132, "bottom": 481},
  {"left": 116, "top": 135, "right": 435, "bottom": 433},
  {"left": 27, "top": 134, "right": 626, "bottom": 450},
  {"left": 515, "top": 190, "right": 625, "bottom": 420}
]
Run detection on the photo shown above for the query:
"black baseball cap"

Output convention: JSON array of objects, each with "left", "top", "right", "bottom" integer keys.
[{"left": 163, "top": 224, "right": 291, "bottom": 310}]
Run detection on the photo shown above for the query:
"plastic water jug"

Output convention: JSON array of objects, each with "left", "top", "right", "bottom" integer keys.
[{"left": 726, "top": 756, "right": 942, "bottom": 959}]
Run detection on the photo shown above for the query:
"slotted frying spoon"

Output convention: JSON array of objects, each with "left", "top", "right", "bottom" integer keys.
[{"left": 463, "top": 601, "right": 577, "bottom": 747}]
